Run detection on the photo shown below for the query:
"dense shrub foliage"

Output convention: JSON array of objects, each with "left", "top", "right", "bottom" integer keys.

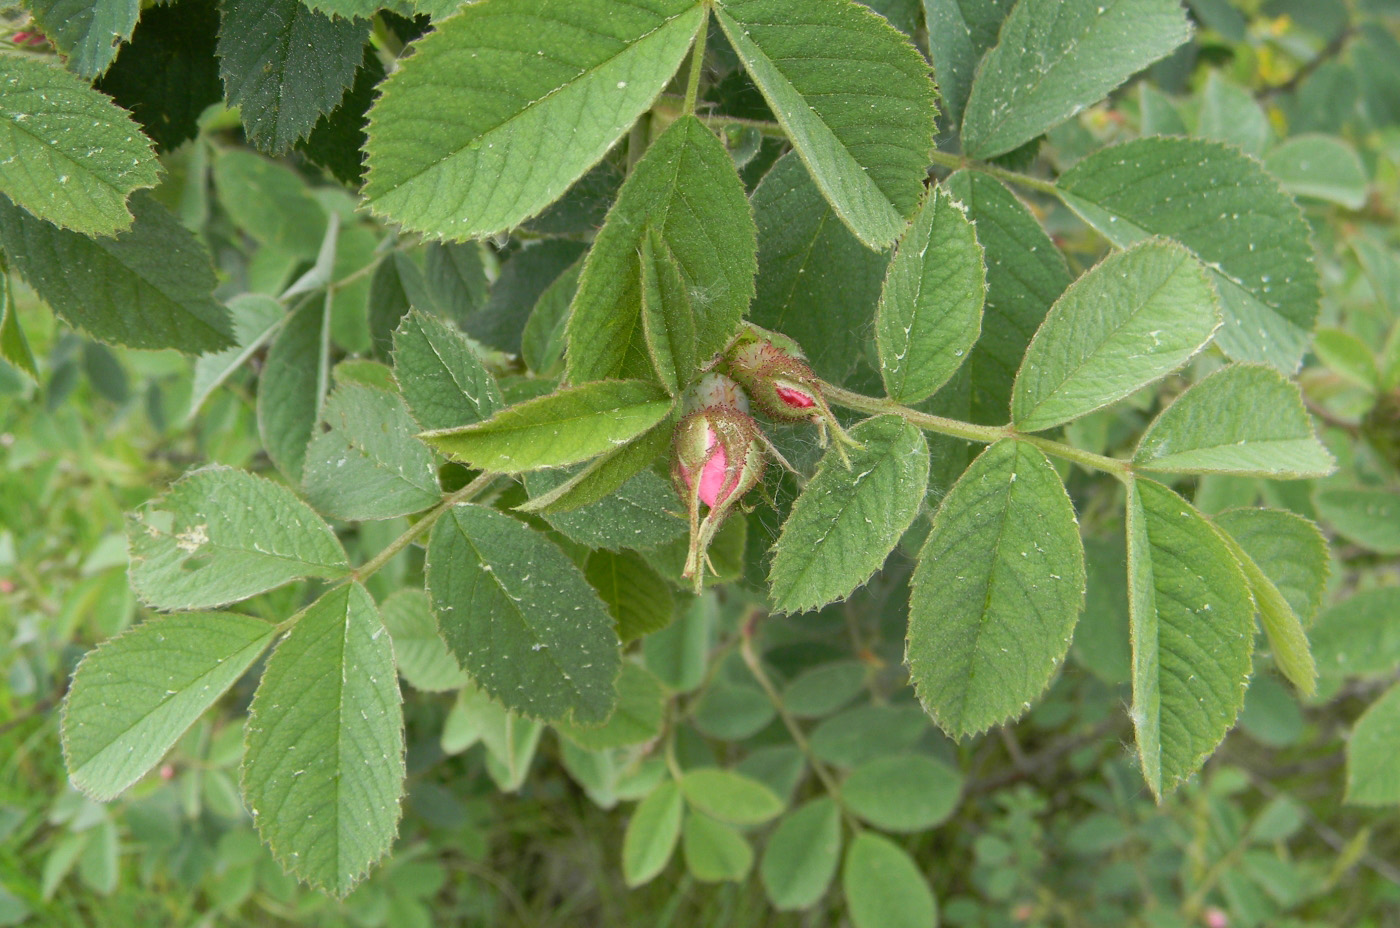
[{"left": 2, "top": 0, "right": 1400, "bottom": 925}]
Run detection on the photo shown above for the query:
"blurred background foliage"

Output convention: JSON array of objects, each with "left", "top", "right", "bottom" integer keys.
[{"left": 4, "top": 0, "right": 1400, "bottom": 925}]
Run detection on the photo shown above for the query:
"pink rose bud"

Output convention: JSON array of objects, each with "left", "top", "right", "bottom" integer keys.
[
  {"left": 1203, "top": 908, "right": 1229, "bottom": 928},
  {"left": 722, "top": 324, "right": 859, "bottom": 464}
]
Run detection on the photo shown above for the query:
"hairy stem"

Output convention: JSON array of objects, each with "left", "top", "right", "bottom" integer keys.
[
  {"left": 926, "top": 149, "right": 1062, "bottom": 198},
  {"left": 682, "top": 8, "right": 709, "bottom": 115},
  {"left": 821, "top": 383, "right": 1132, "bottom": 477}
]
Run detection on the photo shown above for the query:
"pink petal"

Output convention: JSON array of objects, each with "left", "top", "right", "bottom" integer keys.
[
  {"left": 698, "top": 427, "right": 727, "bottom": 508},
  {"left": 775, "top": 385, "right": 816, "bottom": 409}
]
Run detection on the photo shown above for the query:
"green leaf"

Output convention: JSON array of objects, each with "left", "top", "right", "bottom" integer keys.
[
  {"left": 842, "top": 832, "right": 937, "bottom": 928},
  {"left": 921, "top": 0, "right": 1014, "bottom": 126},
  {"left": 1011, "top": 240, "right": 1220, "bottom": 432},
  {"left": 1313, "top": 487, "right": 1400, "bottom": 554},
  {"left": 1057, "top": 138, "right": 1320, "bottom": 370},
  {"left": 258, "top": 295, "right": 330, "bottom": 483},
  {"left": 391, "top": 309, "right": 503, "bottom": 432},
  {"left": 1214, "top": 509, "right": 1328, "bottom": 626},
  {"left": 188, "top": 294, "right": 285, "bottom": 422},
  {"left": 364, "top": 0, "right": 703, "bottom": 239},
  {"left": 555, "top": 663, "right": 666, "bottom": 750},
  {"left": 960, "top": 0, "right": 1191, "bottom": 158},
  {"left": 1127, "top": 478, "right": 1254, "bottom": 799},
  {"left": 476, "top": 240, "right": 586, "bottom": 354},
  {"left": 212, "top": 149, "right": 328, "bottom": 261},
  {"left": 1264, "top": 135, "right": 1368, "bottom": 210},
  {"left": 1197, "top": 72, "right": 1270, "bottom": 156},
  {"left": 0, "top": 276, "right": 38, "bottom": 381},
  {"left": 714, "top": 0, "right": 937, "bottom": 248},
  {"left": 623, "top": 780, "right": 683, "bottom": 887},
  {"left": 1213, "top": 522, "right": 1317, "bottom": 696},
  {"left": 1312, "top": 588, "right": 1400, "bottom": 684},
  {"left": 243, "top": 583, "right": 404, "bottom": 898},
  {"left": 747, "top": 150, "right": 891, "bottom": 383},
  {"left": 683, "top": 813, "right": 753, "bottom": 883},
  {"left": 908, "top": 439, "right": 1085, "bottom": 737},
  {"left": 1346, "top": 683, "right": 1400, "bottom": 806},
  {"left": 782, "top": 661, "right": 867, "bottom": 719},
  {"left": 95, "top": 0, "right": 224, "bottom": 153},
  {"left": 0, "top": 54, "right": 157, "bottom": 235},
  {"left": 639, "top": 230, "right": 698, "bottom": 395},
  {"left": 769, "top": 416, "right": 930, "bottom": 613},
  {"left": 303, "top": 384, "right": 441, "bottom": 522},
  {"left": 0, "top": 192, "right": 231, "bottom": 353},
  {"left": 679, "top": 768, "right": 784, "bottom": 825},
  {"left": 217, "top": 0, "right": 367, "bottom": 153},
  {"left": 379, "top": 589, "right": 468, "bottom": 693},
  {"left": 421, "top": 380, "right": 672, "bottom": 473},
  {"left": 945, "top": 169, "right": 1072, "bottom": 424},
  {"left": 877, "top": 185, "right": 986, "bottom": 403},
  {"left": 586, "top": 549, "right": 677, "bottom": 642},
  {"left": 810, "top": 704, "right": 929, "bottom": 768},
  {"left": 62, "top": 612, "right": 275, "bottom": 801},
  {"left": 760, "top": 798, "right": 841, "bottom": 911},
  {"left": 1313, "top": 327, "right": 1380, "bottom": 390},
  {"left": 127, "top": 465, "right": 348, "bottom": 610},
  {"left": 515, "top": 415, "right": 675, "bottom": 514},
  {"left": 23, "top": 0, "right": 139, "bottom": 79},
  {"left": 427, "top": 503, "right": 620, "bottom": 724},
  {"left": 530, "top": 468, "right": 686, "bottom": 552},
  {"left": 520, "top": 257, "right": 582, "bottom": 377},
  {"left": 841, "top": 754, "right": 962, "bottom": 833},
  {"left": 565, "top": 115, "right": 756, "bottom": 383},
  {"left": 1134, "top": 365, "right": 1335, "bottom": 477},
  {"left": 368, "top": 252, "right": 426, "bottom": 361}
]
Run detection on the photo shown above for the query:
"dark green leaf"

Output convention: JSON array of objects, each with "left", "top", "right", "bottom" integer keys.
[
  {"left": 555, "top": 663, "right": 666, "bottom": 750},
  {"left": 586, "top": 549, "right": 677, "bottom": 642},
  {"left": 921, "top": 0, "right": 1014, "bottom": 125},
  {"left": 24, "top": 0, "right": 139, "bottom": 79},
  {"left": 297, "top": 46, "right": 385, "bottom": 187}
]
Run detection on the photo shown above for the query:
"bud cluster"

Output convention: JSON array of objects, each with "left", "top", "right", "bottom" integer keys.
[{"left": 670, "top": 327, "right": 855, "bottom": 590}]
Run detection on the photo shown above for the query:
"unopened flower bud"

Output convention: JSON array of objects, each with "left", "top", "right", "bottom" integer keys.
[
  {"left": 722, "top": 324, "right": 859, "bottom": 464},
  {"left": 671, "top": 400, "right": 766, "bottom": 592}
]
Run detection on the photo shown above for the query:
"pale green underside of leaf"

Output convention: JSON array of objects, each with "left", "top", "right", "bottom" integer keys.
[
  {"left": 944, "top": 169, "right": 1072, "bottom": 425},
  {"left": 421, "top": 379, "right": 672, "bottom": 473},
  {"left": 258, "top": 296, "right": 329, "bottom": 484},
  {"left": 1345, "top": 682, "right": 1400, "bottom": 805},
  {"left": 1313, "top": 487, "right": 1400, "bottom": 555},
  {"left": 715, "top": 0, "right": 936, "bottom": 249},
  {"left": 1214, "top": 522, "right": 1316, "bottom": 695},
  {"left": 1057, "top": 137, "right": 1320, "bottom": 371},
  {"left": 189, "top": 294, "right": 285, "bottom": 422},
  {"left": 243, "top": 583, "right": 404, "bottom": 898},
  {"left": 842, "top": 832, "right": 937, "bottom": 928},
  {"left": 212, "top": 149, "right": 328, "bottom": 261},
  {"left": 565, "top": 115, "right": 756, "bottom": 384},
  {"left": 303, "top": 383, "right": 441, "bottom": 522},
  {"left": 907, "top": 439, "right": 1085, "bottom": 738},
  {"left": 554, "top": 662, "right": 665, "bottom": 750},
  {"left": 217, "top": 0, "right": 367, "bottom": 153},
  {"left": 426, "top": 503, "right": 620, "bottom": 724},
  {"left": 379, "top": 589, "right": 468, "bottom": 693},
  {"left": 680, "top": 768, "right": 784, "bottom": 825},
  {"left": 1128, "top": 478, "right": 1254, "bottom": 799},
  {"left": 1134, "top": 364, "right": 1334, "bottom": 477},
  {"left": 961, "top": 0, "right": 1190, "bottom": 158},
  {"left": 769, "top": 416, "right": 929, "bottom": 614},
  {"left": 877, "top": 185, "right": 986, "bottom": 403},
  {"left": 747, "top": 150, "right": 890, "bottom": 385},
  {"left": 127, "top": 465, "right": 348, "bottom": 610},
  {"left": 25, "top": 0, "right": 140, "bottom": 79},
  {"left": 391, "top": 309, "right": 503, "bottom": 432},
  {"left": 63, "top": 612, "right": 275, "bottom": 801},
  {"left": 623, "top": 779, "right": 683, "bottom": 886},
  {"left": 1011, "top": 240, "right": 1220, "bottom": 432},
  {"left": 364, "top": 0, "right": 702, "bottom": 240},
  {"left": 684, "top": 812, "right": 753, "bottom": 882},
  {"left": 0, "top": 54, "right": 157, "bottom": 235},
  {"left": 1214, "top": 508, "right": 1328, "bottom": 627},
  {"left": 760, "top": 797, "right": 841, "bottom": 911},
  {"left": 1312, "top": 588, "right": 1400, "bottom": 684},
  {"left": 0, "top": 192, "right": 231, "bottom": 353}
]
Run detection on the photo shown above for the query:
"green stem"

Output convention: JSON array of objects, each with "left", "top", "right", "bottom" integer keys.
[
  {"left": 821, "top": 384, "right": 1132, "bottom": 477},
  {"left": 353, "top": 472, "right": 498, "bottom": 582},
  {"left": 739, "top": 628, "right": 860, "bottom": 829},
  {"left": 681, "top": 7, "right": 709, "bottom": 115},
  {"left": 685, "top": 107, "right": 789, "bottom": 139},
  {"left": 926, "top": 149, "right": 1062, "bottom": 198}
]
